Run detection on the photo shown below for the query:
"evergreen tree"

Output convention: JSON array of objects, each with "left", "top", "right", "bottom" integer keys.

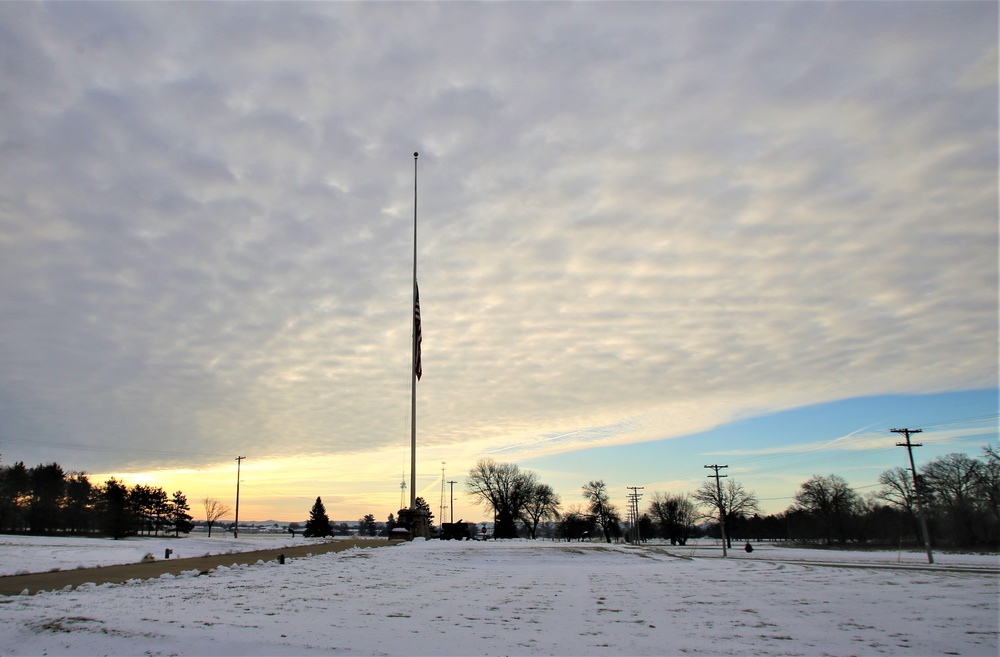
[
  {"left": 100, "top": 478, "right": 133, "bottom": 539},
  {"left": 304, "top": 496, "right": 333, "bottom": 538},
  {"left": 414, "top": 496, "right": 435, "bottom": 526},
  {"left": 129, "top": 484, "right": 170, "bottom": 536},
  {"left": 169, "top": 490, "right": 195, "bottom": 536},
  {"left": 64, "top": 472, "right": 95, "bottom": 534},
  {"left": 0, "top": 462, "right": 31, "bottom": 532},
  {"left": 360, "top": 513, "right": 377, "bottom": 536},
  {"left": 28, "top": 463, "right": 65, "bottom": 534}
]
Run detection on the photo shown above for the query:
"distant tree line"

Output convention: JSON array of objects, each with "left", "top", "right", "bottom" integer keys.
[
  {"left": 464, "top": 446, "right": 999, "bottom": 549},
  {"left": 0, "top": 461, "right": 194, "bottom": 539},
  {"left": 778, "top": 447, "right": 1000, "bottom": 548},
  {"left": 341, "top": 500, "right": 434, "bottom": 538}
]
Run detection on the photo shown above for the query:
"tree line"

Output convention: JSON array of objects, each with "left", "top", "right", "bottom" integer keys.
[
  {"left": 302, "top": 495, "right": 435, "bottom": 538},
  {"left": 464, "top": 445, "right": 999, "bottom": 548},
  {"left": 0, "top": 461, "right": 195, "bottom": 539}
]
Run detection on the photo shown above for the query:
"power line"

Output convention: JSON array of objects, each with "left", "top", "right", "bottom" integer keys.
[{"left": 638, "top": 409, "right": 997, "bottom": 494}]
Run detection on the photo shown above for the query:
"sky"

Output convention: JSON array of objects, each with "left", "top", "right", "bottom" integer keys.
[{"left": 0, "top": 2, "right": 996, "bottom": 523}]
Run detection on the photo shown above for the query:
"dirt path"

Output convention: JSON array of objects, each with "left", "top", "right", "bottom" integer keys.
[{"left": 0, "top": 539, "right": 394, "bottom": 597}]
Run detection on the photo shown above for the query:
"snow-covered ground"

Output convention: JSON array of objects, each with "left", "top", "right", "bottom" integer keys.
[
  {"left": 0, "top": 536, "right": 997, "bottom": 656},
  {"left": 0, "top": 532, "right": 346, "bottom": 576}
]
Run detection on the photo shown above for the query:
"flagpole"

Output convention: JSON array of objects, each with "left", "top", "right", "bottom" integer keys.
[{"left": 410, "top": 151, "right": 418, "bottom": 511}]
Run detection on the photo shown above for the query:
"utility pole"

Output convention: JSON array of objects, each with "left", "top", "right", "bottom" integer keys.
[
  {"left": 627, "top": 486, "right": 644, "bottom": 543},
  {"left": 705, "top": 464, "right": 729, "bottom": 558},
  {"left": 893, "top": 428, "right": 934, "bottom": 564},
  {"left": 623, "top": 494, "right": 633, "bottom": 540},
  {"left": 447, "top": 480, "right": 456, "bottom": 524},
  {"left": 234, "top": 456, "right": 246, "bottom": 539},
  {"left": 439, "top": 462, "right": 447, "bottom": 529}
]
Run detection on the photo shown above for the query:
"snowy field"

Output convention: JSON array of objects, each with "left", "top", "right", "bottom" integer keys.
[
  {"left": 0, "top": 536, "right": 997, "bottom": 656},
  {"left": 0, "top": 532, "right": 335, "bottom": 576}
]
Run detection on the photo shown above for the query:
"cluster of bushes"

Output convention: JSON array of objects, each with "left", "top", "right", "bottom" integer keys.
[{"left": 0, "top": 461, "right": 194, "bottom": 539}]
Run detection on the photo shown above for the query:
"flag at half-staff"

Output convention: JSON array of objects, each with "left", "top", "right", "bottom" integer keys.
[
  {"left": 404, "top": 151, "right": 426, "bottom": 533},
  {"left": 398, "top": 151, "right": 431, "bottom": 538},
  {"left": 413, "top": 281, "right": 422, "bottom": 381}
]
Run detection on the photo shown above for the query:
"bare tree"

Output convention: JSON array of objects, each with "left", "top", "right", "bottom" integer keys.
[
  {"left": 978, "top": 445, "right": 1000, "bottom": 540},
  {"left": 557, "top": 504, "right": 595, "bottom": 542},
  {"left": 466, "top": 459, "right": 537, "bottom": 538},
  {"left": 202, "top": 497, "right": 231, "bottom": 538},
  {"left": 693, "top": 478, "right": 759, "bottom": 547},
  {"left": 921, "top": 452, "right": 983, "bottom": 545},
  {"left": 648, "top": 491, "right": 696, "bottom": 545},
  {"left": 876, "top": 467, "right": 923, "bottom": 543},
  {"left": 877, "top": 467, "right": 917, "bottom": 514},
  {"left": 520, "top": 482, "right": 561, "bottom": 539},
  {"left": 792, "top": 474, "right": 857, "bottom": 545},
  {"left": 582, "top": 480, "right": 620, "bottom": 543}
]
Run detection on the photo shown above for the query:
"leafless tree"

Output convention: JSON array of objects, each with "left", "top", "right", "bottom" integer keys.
[
  {"left": 466, "top": 459, "right": 537, "bottom": 538},
  {"left": 921, "top": 452, "right": 983, "bottom": 545},
  {"left": 978, "top": 445, "right": 1000, "bottom": 533},
  {"left": 557, "top": 504, "right": 595, "bottom": 542},
  {"left": 693, "top": 478, "right": 760, "bottom": 547},
  {"left": 694, "top": 478, "right": 760, "bottom": 520},
  {"left": 876, "top": 467, "right": 924, "bottom": 542},
  {"left": 792, "top": 474, "right": 857, "bottom": 545},
  {"left": 520, "top": 482, "right": 561, "bottom": 539},
  {"left": 648, "top": 491, "right": 697, "bottom": 545},
  {"left": 877, "top": 467, "right": 917, "bottom": 514},
  {"left": 202, "top": 497, "right": 231, "bottom": 537},
  {"left": 582, "top": 480, "right": 620, "bottom": 543}
]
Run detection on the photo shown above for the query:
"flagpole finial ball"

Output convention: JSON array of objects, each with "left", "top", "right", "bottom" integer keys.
[{"left": 414, "top": 152, "right": 419, "bottom": 158}]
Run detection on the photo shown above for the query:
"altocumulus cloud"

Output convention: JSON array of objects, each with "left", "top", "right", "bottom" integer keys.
[{"left": 0, "top": 2, "right": 995, "bottom": 473}]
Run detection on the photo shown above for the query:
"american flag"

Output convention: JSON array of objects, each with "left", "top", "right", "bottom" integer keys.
[{"left": 414, "top": 282, "right": 422, "bottom": 380}]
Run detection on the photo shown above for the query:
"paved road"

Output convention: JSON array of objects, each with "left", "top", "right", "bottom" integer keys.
[{"left": 0, "top": 539, "right": 394, "bottom": 597}]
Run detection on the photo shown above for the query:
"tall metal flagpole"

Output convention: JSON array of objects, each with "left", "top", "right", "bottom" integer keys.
[{"left": 410, "top": 152, "right": 418, "bottom": 510}]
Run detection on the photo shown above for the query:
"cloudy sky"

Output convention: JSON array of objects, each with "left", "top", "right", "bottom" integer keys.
[{"left": 1, "top": 2, "right": 996, "bottom": 522}]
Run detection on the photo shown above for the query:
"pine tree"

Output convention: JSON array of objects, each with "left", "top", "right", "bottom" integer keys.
[
  {"left": 101, "top": 478, "right": 133, "bottom": 540},
  {"left": 169, "top": 490, "right": 195, "bottom": 536},
  {"left": 304, "top": 496, "right": 333, "bottom": 538},
  {"left": 415, "top": 496, "right": 434, "bottom": 525}
]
